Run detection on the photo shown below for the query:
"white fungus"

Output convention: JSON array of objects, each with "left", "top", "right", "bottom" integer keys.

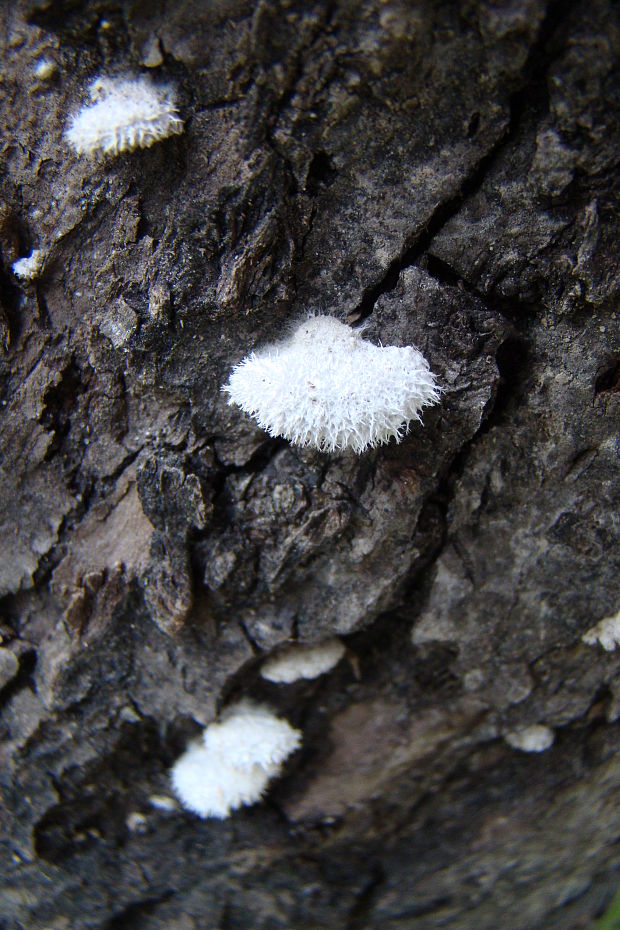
[
  {"left": 203, "top": 699, "right": 302, "bottom": 771},
  {"left": 223, "top": 315, "right": 439, "bottom": 454},
  {"left": 170, "top": 740, "right": 275, "bottom": 820},
  {"left": 12, "top": 250, "right": 44, "bottom": 281},
  {"left": 170, "top": 701, "right": 302, "bottom": 819},
  {"left": 65, "top": 75, "right": 183, "bottom": 157},
  {"left": 261, "top": 639, "right": 346, "bottom": 684},
  {"left": 125, "top": 811, "right": 148, "bottom": 833},
  {"left": 582, "top": 609, "right": 620, "bottom": 652},
  {"left": 33, "top": 59, "right": 57, "bottom": 81},
  {"left": 504, "top": 724, "right": 555, "bottom": 753},
  {"left": 148, "top": 794, "right": 178, "bottom": 812}
]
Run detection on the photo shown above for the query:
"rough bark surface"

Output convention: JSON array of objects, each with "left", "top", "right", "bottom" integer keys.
[{"left": 0, "top": 0, "right": 619, "bottom": 928}]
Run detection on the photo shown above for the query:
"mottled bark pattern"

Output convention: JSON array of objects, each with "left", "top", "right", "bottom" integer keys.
[{"left": 0, "top": 0, "right": 618, "bottom": 928}]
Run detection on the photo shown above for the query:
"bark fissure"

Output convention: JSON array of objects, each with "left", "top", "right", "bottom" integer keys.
[{"left": 353, "top": 0, "right": 583, "bottom": 324}]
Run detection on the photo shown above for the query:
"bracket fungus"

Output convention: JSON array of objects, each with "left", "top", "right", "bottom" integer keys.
[
  {"left": 65, "top": 75, "right": 183, "bottom": 157},
  {"left": 224, "top": 315, "right": 439, "bottom": 453},
  {"left": 261, "top": 638, "right": 346, "bottom": 684},
  {"left": 170, "top": 700, "right": 301, "bottom": 819}
]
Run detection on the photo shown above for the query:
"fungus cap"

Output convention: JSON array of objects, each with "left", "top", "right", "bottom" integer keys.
[
  {"left": 224, "top": 315, "right": 439, "bottom": 453},
  {"left": 170, "top": 702, "right": 302, "bottom": 819},
  {"left": 505, "top": 724, "right": 554, "bottom": 753},
  {"left": 65, "top": 75, "right": 183, "bottom": 156},
  {"left": 170, "top": 740, "right": 275, "bottom": 819},
  {"left": 261, "top": 639, "right": 345, "bottom": 684},
  {"left": 202, "top": 700, "right": 302, "bottom": 771}
]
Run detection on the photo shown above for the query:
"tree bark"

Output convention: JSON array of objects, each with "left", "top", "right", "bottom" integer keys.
[{"left": 1, "top": 0, "right": 619, "bottom": 927}]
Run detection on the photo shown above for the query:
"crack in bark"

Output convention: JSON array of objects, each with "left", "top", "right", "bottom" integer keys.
[
  {"left": 102, "top": 890, "right": 175, "bottom": 930},
  {"left": 346, "top": 865, "right": 386, "bottom": 930},
  {"left": 237, "top": 617, "right": 261, "bottom": 655},
  {"left": 423, "top": 253, "right": 539, "bottom": 319},
  {"left": 264, "top": 0, "right": 338, "bottom": 142},
  {"left": 353, "top": 0, "right": 582, "bottom": 324}
]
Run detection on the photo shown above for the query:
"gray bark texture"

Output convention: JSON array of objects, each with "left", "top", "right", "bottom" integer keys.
[{"left": 0, "top": 0, "right": 619, "bottom": 927}]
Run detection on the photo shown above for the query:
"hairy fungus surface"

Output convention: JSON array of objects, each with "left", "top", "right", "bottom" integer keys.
[
  {"left": 261, "top": 638, "right": 346, "bottom": 683},
  {"left": 224, "top": 315, "right": 439, "bottom": 453},
  {"left": 65, "top": 75, "right": 184, "bottom": 156},
  {"left": 203, "top": 700, "right": 302, "bottom": 770},
  {"left": 170, "top": 740, "right": 275, "bottom": 820},
  {"left": 170, "top": 701, "right": 301, "bottom": 819}
]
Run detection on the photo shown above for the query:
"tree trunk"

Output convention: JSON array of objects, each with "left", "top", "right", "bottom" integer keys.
[{"left": 1, "top": 0, "right": 619, "bottom": 927}]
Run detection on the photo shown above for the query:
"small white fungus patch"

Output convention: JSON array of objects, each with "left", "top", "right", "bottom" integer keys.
[
  {"left": 65, "top": 75, "right": 183, "bottom": 157},
  {"left": 33, "top": 59, "right": 57, "bottom": 81},
  {"left": 148, "top": 794, "right": 178, "bottom": 812},
  {"left": 504, "top": 724, "right": 555, "bottom": 753},
  {"left": 12, "top": 250, "right": 44, "bottom": 281},
  {"left": 224, "top": 315, "right": 439, "bottom": 454},
  {"left": 170, "top": 701, "right": 302, "bottom": 819},
  {"left": 126, "top": 811, "right": 148, "bottom": 833},
  {"left": 582, "top": 609, "right": 620, "bottom": 652},
  {"left": 261, "top": 638, "right": 345, "bottom": 684}
]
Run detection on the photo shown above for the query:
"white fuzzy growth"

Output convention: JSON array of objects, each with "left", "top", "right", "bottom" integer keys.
[
  {"left": 504, "top": 724, "right": 555, "bottom": 753},
  {"left": 65, "top": 75, "right": 184, "bottom": 156},
  {"left": 261, "top": 639, "right": 345, "bottom": 683},
  {"left": 224, "top": 316, "right": 439, "bottom": 453},
  {"left": 12, "top": 250, "right": 44, "bottom": 280},
  {"left": 170, "top": 740, "right": 274, "bottom": 820},
  {"left": 170, "top": 701, "right": 301, "bottom": 819},
  {"left": 203, "top": 700, "right": 302, "bottom": 771},
  {"left": 582, "top": 609, "right": 620, "bottom": 652}
]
